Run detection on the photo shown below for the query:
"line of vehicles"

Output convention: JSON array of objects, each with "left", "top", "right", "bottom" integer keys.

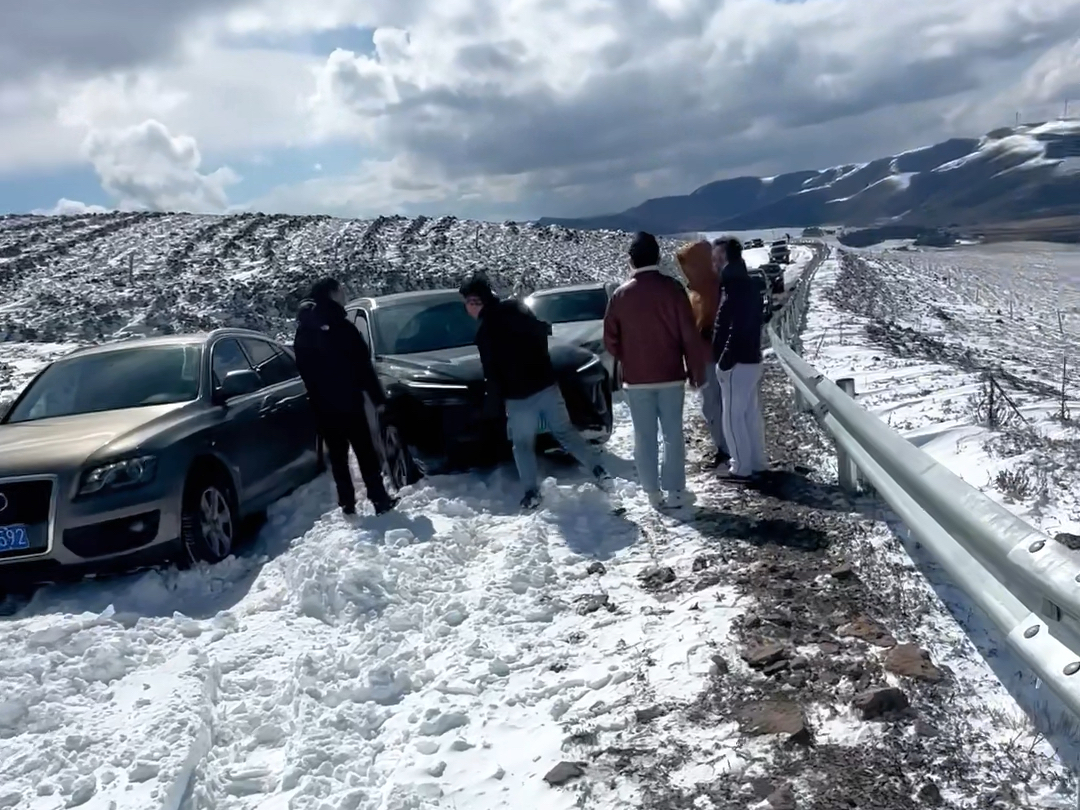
[{"left": 0, "top": 255, "right": 798, "bottom": 584}]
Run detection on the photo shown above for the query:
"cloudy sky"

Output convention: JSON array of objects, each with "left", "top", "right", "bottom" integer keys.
[{"left": 2, "top": 0, "right": 1079, "bottom": 221}]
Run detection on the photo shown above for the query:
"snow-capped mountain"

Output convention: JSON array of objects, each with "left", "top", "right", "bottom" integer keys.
[{"left": 540, "top": 120, "right": 1080, "bottom": 233}]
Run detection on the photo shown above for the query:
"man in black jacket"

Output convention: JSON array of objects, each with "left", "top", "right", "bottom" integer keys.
[
  {"left": 460, "top": 274, "right": 608, "bottom": 509},
  {"left": 294, "top": 278, "right": 398, "bottom": 516},
  {"left": 711, "top": 238, "right": 769, "bottom": 481}
]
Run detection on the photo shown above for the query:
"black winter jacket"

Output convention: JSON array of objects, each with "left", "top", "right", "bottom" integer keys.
[
  {"left": 711, "top": 260, "right": 764, "bottom": 370},
  {"left": 293, "top": 299, "right": 386, "bottom": 417},
  {"left": 475, "top": 298, "right": 556, "bottom": 401}
]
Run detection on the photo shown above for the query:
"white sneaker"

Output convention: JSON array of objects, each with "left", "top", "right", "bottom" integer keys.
[
  {"left": 646, "top": 490, "right": 664, "bottom": 508},
  {"left": 663, "top": 490, "right": 696, "bottom": 509}
]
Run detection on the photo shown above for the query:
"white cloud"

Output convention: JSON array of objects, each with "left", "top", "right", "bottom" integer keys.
[
  {"left": 31, "top": 198, "right": 110, "bottom": 215},
  {"left": 83, "top": 119, "right": 240, "bottom": 212},
  {"left": 4, "top": 0, "right": 1080, "bottom": 218}
]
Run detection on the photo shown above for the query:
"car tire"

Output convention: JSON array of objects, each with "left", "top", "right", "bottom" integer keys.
[
  {"left": 382, "top": 422, "right": 424, "bottom": 489},
  {"left": 181, "top": 470, "right": 238, "bottom": 565}
]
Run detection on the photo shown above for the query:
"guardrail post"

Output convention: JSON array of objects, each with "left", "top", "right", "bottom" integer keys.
[{"left": 836, "top": 377, "right": 860, "bottom": 492}]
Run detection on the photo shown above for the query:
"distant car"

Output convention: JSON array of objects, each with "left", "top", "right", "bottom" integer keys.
[
  {"left": 769, "top": 244, "right": 791, "bottom": 264},
  {"left": 760, "top": 262, "right": 786, "bottom": 295},
  {"left": 0, "top": 331, "right": 322, "bottom": 581},
  {"left": 523, "top": 282, "right": 622, "bottom": 388},
  {"left": 345, "top": 290, "right": 613, "bottom": 471},
  {"left": 747, "top": 238, "right": 765, "bottom": 249}
]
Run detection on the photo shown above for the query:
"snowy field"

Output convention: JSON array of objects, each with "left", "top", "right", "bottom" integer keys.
[
  {"left": 804, "top": 241, "right": 1080, "bottom": 538},
  {"left": 0, "top": 215, "right": 1077, "bottom": 808},
  {"left": 801, "top": 242, "right": 1080, "bottom": 783}
]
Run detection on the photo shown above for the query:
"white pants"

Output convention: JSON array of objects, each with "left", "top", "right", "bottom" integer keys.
[{"left": 717, "top": 363, "right": 768, "bottom": 477}]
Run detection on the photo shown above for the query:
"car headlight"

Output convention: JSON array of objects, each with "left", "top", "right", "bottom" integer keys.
[
  {"left": 78, "top": 456, "right": 157, "bottom": 496},
  {"left": 577, "top": 356, "right": 601, "bottom": 373}
]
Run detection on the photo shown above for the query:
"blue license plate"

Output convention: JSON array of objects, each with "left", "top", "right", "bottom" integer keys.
[{"left": 0, "top": 525, "right": 30, "bottom": 552}]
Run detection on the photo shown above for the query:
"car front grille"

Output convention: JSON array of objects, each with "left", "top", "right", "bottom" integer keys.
[
  {"left": 0, "top": 479, "right": 53, "bottom": 526},
  {"left": 0, "top": 478, "right": 54, "bottom": 560}
]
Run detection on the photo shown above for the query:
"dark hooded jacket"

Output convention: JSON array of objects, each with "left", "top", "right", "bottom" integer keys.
[
  {"left": 711, "top": 259, "right": 764, "bottom": 370},
  {"left": 475, "top": 296, "right": 556, "bottom": 401},
  {"left": 293, "top": 297, "right": 386, "bottom": 418}
]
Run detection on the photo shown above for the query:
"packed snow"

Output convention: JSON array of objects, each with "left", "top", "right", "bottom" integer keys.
[{"left": 0, "top": 215, "right": 1077, "bottom": 808}]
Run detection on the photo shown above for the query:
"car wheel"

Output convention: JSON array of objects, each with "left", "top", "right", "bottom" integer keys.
[
  {"left": 382, "top": 422, "right": 423, "bottom": 489},
  {"left": 181, "top": 471, "right": 237, "bottom": 564}
]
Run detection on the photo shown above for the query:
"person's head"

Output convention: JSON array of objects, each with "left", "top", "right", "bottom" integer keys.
[
  {"left": 711, "top": 236, "right": 742, "bottom": 269},
  {"left": 628, "top": 231, "right": 660, "bottom": 270},
  {"left": 459, "top": 273, "right": 496, "bottom": 319},
  {"left": 310, "top": 277, "right": 346, "bottom": 307}
]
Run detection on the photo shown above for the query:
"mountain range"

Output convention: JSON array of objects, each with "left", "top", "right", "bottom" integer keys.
[{"left": 538, "top": 121, "right": 1080, "bottom": 234}]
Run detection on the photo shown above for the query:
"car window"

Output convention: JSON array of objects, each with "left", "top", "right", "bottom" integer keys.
[
  {"left": 370, "top": 299, "right": 478, "bottom": 355},
  {"left": 211, "top": 339, "right": 253, "bottom": 388},
  {"left": 527, "top": 289, "right": 609, "bottom": 324},
  {"left": 6, "top": 345, "right": 202, "bottom": 423},
  {"left": 240, "top": 338, "right": 299, "bottom": 387}
]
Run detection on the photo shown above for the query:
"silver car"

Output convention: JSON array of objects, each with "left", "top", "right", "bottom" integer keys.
[
  {"left": 524, "top": 282, "right": 622, "bottom": 388},
  {"left": 0, "top": 330, "right": 321, "bottom": 581}
]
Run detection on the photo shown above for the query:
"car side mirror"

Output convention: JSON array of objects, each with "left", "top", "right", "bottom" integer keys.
[{"left": 215, "top": 369, "right": 261, "bottom": 404}]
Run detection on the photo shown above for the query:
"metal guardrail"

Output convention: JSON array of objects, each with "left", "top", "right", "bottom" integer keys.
[{"left": 769, "top": 242, "right": 1080, "bottom": 719}]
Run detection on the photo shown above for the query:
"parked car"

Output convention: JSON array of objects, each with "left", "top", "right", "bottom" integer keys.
[
  {"left": 0, "top": 331, "right": 322, "bottom": 581},
  {"left": 747, "top": 238, "right": 765, "bottom": 249},
  {"left": 345, "top": 290, "right": 613, "bottom": 470},
  {"left": 769, "top": 244, "right": 791, "bottom": 264},
  {"left": 760, "top": 262, "right": 786, "bottom": 295},
  {"left": 523, "top": 282, "right": 622, "bottom": 388}
]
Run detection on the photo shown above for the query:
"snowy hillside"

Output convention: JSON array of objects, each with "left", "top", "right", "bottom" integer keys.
[
  {"left": 0, "top": 212, "right": 669, "bottom": 402},
  {"left": 542, "top": 120, "right": 1080, "bottom": 233}
]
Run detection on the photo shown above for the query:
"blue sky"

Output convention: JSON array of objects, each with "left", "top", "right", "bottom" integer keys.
[{"left": 2, "top": 0, "right": 1078, "bottom": 220}]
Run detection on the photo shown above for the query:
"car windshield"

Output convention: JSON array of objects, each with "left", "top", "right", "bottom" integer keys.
[
  {"left": 5, "top": 344, "right": 202, "bottom": 423},
  {"left": 370, "top": 298, "right": 479, "bottom": 355},
  {"left": 528, "top": 289, "right": 609, "bottom": 324}
]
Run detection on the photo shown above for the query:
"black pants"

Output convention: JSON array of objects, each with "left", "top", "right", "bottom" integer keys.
[{"left": 319, "top": 410, "right": 388, "bottom": 508}]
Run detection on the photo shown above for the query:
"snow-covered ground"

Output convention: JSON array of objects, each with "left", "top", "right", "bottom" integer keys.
[
  {"left": 804, "top": 241, "right": 1080, "bottom": 538},
  {"left": 801, "top": 242, "right": 1080, "bottom": 781},
  {"left": 0, "top": 216, "right": 1077, "bottom": 808}
]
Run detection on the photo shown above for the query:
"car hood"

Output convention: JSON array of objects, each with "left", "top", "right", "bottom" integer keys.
[
  {"left": 0, "top": 403, "right": 188, "bottom": 474},
  {"left": 380, "top": 339, "right": 599, "bottom": 383},
  {"left": 550, "top": 320, "right": 604, "bottom": 349}
]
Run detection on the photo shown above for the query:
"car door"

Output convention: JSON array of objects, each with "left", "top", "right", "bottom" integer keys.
[
  {"left": 209, "top": 337, "right": 280, "bottom": 507},
  {"left": 239, "top": 337, "right": 317, "bottom": 493}
]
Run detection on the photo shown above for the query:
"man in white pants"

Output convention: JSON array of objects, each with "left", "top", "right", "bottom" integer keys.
[{"left": 711, "top": 237, "right": 768, "bottom": 481}]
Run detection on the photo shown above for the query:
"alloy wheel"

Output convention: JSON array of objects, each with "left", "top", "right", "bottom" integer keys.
[{"left": 198, "top": 485, "right": 234, "bottom": 559}]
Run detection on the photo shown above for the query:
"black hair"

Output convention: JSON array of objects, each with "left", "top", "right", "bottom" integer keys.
[
  {"left": 459, "top": 273, "right": 496, "bottom": 302},
  {"left": 712, "top": 236, "right": 743, "bottom": 262},
  {"left": 309, "top": 277, "right": 341, "bottom": 304},
  {"left": 628, "top": 231, "right": 660, "bottom": 269}
]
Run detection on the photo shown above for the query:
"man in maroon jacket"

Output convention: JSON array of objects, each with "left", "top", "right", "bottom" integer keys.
[{"left": 604, "top": 232, "right": 707, "bottom": 509}]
